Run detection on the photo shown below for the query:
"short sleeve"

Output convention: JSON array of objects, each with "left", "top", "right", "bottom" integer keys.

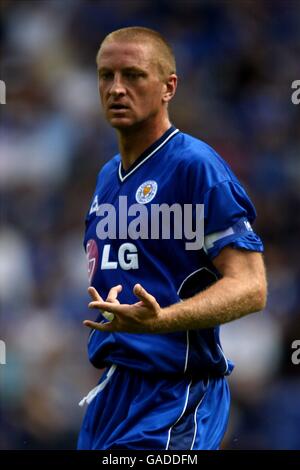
[{"left": 203, "top": 180, "right": 264, "bottom": 259}]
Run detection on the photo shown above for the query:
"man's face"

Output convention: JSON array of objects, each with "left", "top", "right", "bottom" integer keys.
[{"left": 97, "top": 40, "right": 167, "bottom": 129}]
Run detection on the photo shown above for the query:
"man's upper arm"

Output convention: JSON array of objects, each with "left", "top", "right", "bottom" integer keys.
[{"left": 212, "top": 246, "right": 267, "bottom": 287}]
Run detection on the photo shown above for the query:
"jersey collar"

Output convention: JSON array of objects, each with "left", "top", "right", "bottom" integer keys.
[{"left": 118, "top": 126, "right": 179, "bottom": 183}]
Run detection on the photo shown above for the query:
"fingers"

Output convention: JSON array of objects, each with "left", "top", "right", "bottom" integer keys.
[
  {"left": 88, "top": 300, "right": 124, "bottom": 313},
  {"left": 133, "top": 284, "right": 157, "bottom": 308},
  {"left": 106, "top": 284, "right": 122, "bottom": 303},
  {"left": 88, "top": 286, "right": 103, "bottom": 302},
  {"left": 83, "top": 319, "right": 114, "bottom": 332},
  {"left": 85, "top": 285, "right": 123, "bottom": 333},
  {"left": 88, "top": 285, "right": 122, "bottom": 304}
]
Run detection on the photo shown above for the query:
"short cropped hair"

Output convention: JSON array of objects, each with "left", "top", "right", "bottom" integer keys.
[{"left": 96, "top": 26, "right": 176, "bottom": 80}]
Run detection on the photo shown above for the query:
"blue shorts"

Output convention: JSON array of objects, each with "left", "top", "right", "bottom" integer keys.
[{"left": 77, "top": 365, "right": 230, "bottom": 450}]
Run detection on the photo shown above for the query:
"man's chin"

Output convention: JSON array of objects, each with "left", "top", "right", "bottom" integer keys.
[{"left": 109, "top": 118, "right": 135, "bottom": 130}]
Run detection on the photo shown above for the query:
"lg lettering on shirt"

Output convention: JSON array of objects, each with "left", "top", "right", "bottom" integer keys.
[
  {"left": 88, "top": 195, "right": 139, "bottom": 271},
  {"left": 101, "top": 243, "right": 138, "bottom": 270}
]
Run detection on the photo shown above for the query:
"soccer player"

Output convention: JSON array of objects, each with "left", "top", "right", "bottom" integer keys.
[{"left": 77, "top": 27, "right": 267, "bottom": 450}]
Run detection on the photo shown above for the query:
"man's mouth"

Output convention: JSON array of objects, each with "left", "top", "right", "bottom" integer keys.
[{"left": 109, "top": 104, "right": 129, "bottom": 110}]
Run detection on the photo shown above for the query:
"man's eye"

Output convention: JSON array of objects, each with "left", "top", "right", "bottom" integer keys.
[
  {"left": 99, "top": 73, "right": 112, "bottom": 80},
  {"left": 125, "top": 72, "right": 141, "bottom": 79}
]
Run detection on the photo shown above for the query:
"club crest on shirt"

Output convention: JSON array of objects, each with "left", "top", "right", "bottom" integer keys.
[{"left": 135, "top": 180, "right": 158, "bottom": 204}]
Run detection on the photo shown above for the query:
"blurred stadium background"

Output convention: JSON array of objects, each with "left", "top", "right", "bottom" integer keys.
[{"left": 0, "top": 0, "right": 299, "bottom": 450}]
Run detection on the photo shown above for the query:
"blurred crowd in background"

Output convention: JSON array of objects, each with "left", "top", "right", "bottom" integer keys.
[{"left": 1, "top": 0, "right": 300, "bottom": 450}]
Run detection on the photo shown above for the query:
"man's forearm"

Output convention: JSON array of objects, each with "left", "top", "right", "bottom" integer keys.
[
  {"left": 85, "top": 249, "right": 267, "bottom": 335},
  {"left": 155, "top": 275, "right": 266, "bottom": 333}
]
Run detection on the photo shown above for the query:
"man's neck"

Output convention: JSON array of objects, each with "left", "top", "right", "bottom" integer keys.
[{"left": 116, "top": 117, "right": 172, "bottom": 171}]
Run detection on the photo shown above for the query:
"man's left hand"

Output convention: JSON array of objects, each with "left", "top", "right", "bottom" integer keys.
[{"left": 83, "top": 284, "right": 162, "bottom": 333}]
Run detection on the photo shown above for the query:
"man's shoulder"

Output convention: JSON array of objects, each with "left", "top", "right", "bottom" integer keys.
[
  {"left": 173, "top": 131, "right": 232, "bottom": 176},
  {"left": 98, "top": 153, "right": 120, "bottom": 177}
]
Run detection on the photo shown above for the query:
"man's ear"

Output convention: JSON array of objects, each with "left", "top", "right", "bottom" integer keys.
[{"left": 162, "top": 74, "right": 178, "bottom": 103}]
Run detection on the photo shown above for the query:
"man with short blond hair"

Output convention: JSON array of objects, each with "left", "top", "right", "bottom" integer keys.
[
  {"left": 96, "top": 26, "right": 176, "bottom": 80},
  {"left": 78, "top": 26, "right": 266, "bottom": 450}
]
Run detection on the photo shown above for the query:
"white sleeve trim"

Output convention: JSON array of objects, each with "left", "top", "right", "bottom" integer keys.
[{"left": 204, "top": 227, "right": 234, "bottom": 251}]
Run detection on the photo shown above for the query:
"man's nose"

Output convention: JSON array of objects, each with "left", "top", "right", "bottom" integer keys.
[{"left": 109, "top": 75, "right": 125, "bottom": 96}]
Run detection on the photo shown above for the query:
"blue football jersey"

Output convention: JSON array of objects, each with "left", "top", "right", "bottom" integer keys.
[{"left": 84, "top": 126, "right": 264, "bottom": 378}]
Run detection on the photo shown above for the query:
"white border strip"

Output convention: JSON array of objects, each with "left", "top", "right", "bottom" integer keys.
[
  {"left": 184, "top": 331, "right": 189, "bottom": 373},
  {"left": 118, "top": 129, "right": 179, "bottom": 182},
  {"left": 217, "top": 343, "right": 229, "bottom": 375},
  {"left": 204, "top": 227, "right": 234, "bottom": 251},
  {"left": 177, "top": 268, "right": 218, "bottom": 374},
  {"left": 176, "top": 268, "right": 206, "bottom": 297},
  {"left": 79, "top": 364, "right": 117, "bottom": 407},
  {"left": 165, "top": 380, "right": 192, "bottom": 450},
  {"left": 190, "top": 378, "right": 209, "bottom": 449}
]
